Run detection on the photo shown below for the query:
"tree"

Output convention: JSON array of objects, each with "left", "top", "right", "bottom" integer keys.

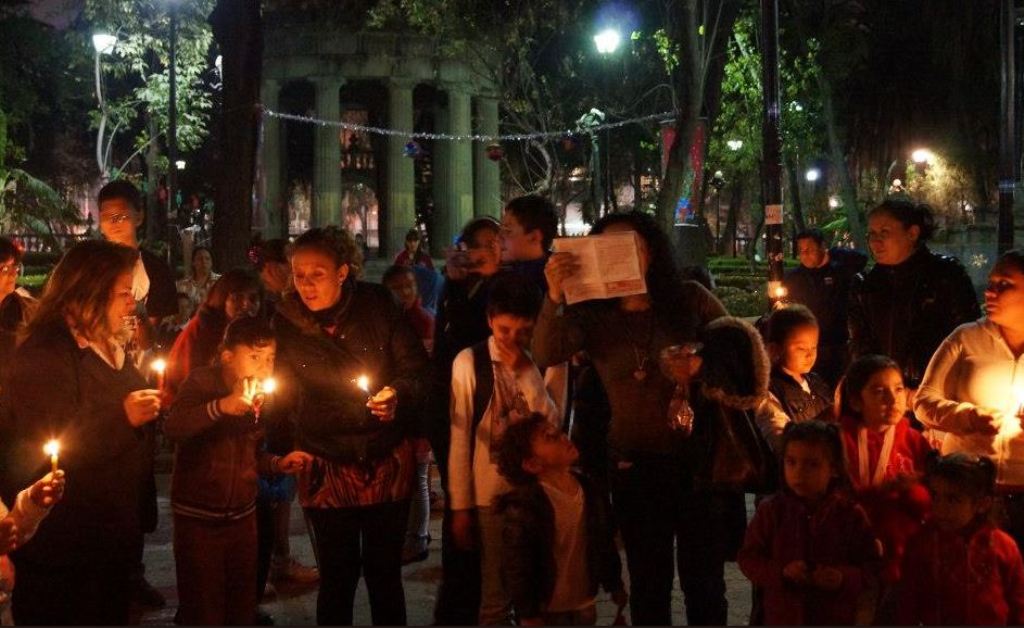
[{"left": 82, "top": 0, "right": 216, "bottom": 242}]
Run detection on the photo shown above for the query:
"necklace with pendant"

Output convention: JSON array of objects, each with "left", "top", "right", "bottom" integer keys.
[{"left": 628, "top": 310, "right": 656, "bottom": 382}]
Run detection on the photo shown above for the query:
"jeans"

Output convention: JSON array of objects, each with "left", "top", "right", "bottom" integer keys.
[
  {"left": 305, "top": 500, "right": 410, "bottom": 626},
  {"left": 174, "top": 513, "right": 258, "bottom": 625},
  {"left": 405, "top": 461, "right": 431, "bottom": 543},
  {"left": 610, "top": 456, "right": 732, "bottom": 626}
]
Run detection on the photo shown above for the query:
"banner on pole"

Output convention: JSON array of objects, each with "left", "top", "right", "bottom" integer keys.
[{"left": 765, "top": 203, "right": 783, "bottom": 226}]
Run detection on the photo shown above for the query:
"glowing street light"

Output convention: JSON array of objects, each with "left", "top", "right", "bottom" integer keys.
[
  {"left": 828, "top": 196, "right": 840, "bottom": 209},
  {"left": 175, "top": 160, "right": 186, "bottom": 170},
  {"left": 912, "top": 148, "right": 935, "bottom": 165},
  {"left": 727, "top": 139, "right": 743, "bottom": 151},
  {"left": 805, "top": 168, "right": 821, "bottom": 182},
  {"left": 594, "top": 28, "right": 622, "bottom": 55},
  {"left": 92, "top": 33, "right": 117, "bottom": 55},
  {"left": 93, "top": 32, "right": 119, "bottom": 180}
]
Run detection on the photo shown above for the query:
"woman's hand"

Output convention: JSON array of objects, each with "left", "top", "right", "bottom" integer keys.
[
  {"left": 124, "top": 389, "right": 162, "bottom": 427},
  {"left": 544, "top": 252, "right": 579, "bottom": 304},
  {"left": 29, "top": 470, "right": 65, "bottom": 508},
  {"left": 219, "top": 377, "right": 260, "bottom": 416},
  {"left": 276, "top": 451, "right": 314, "bottom": 474},
  {"left": 810, "top": 565, "right": 844, "bottom": 591},
  {"left": 967, "top": 406, "right": 1004, "bottom": 436},
  {"left": 782, "top": 560, "right": 809, "bottom": 585},
  {"left": 367, "top": 386, "right": 398, "bottom": 421}
]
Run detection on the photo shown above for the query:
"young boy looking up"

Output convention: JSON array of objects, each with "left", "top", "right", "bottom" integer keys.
[
  {"left": 166, "top": 317, "right": 311, "bottom": 625},
  {"left": 497, "top": 413, "right": 627, "bottom": 626},
  {"left": 448, "top": 273, "right": 561, "bottom": 625}
]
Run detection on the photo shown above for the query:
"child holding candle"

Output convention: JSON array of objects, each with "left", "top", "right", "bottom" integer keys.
[
  {"left": 756, "top": 304, "right": 836, "bottom": 452},
  {"left": 898, "top": 452, "right": 1024, "bottom": 625},
  {"left": 166, "top": 316, "right": 312, "bottom": 625}
]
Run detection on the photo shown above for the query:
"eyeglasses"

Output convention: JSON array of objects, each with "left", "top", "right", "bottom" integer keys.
[
  {"left": 100, "top": 212, "right": 134, "bottom": 225},
  {"left": 0, "top": 263, "right": 22, "bottom": 278}
]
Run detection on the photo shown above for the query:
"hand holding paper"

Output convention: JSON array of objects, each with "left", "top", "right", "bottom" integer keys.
[{"left": 550, "top": 232, "right": 648, "bottom": 305}]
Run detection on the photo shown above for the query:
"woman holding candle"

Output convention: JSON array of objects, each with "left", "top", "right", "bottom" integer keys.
[
  {"left": 0, "top": 240, "right": 162, "bottom": 625},
  {"left": 272, "top": 226, "right": 430, "bottom": 626},
  {"left": 916, "top": 249, "right": 1024, "bottom": 545}
]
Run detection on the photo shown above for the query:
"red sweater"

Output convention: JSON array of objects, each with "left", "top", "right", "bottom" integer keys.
[
  {"left": 737, "top": 490, "right": 879, "bottom": 625},
  {"left": 898, "top": 520, "right": 1024, "bottom": 625},
  {"left": 840, "top": 415, "right": 932, "bottom": 490}
]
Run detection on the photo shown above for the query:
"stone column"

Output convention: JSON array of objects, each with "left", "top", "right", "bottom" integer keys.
[
  {"left": 435, "top": 85, "right": 474, "bottom": 249},
  {"left": 473, "top": 96, "right": 501, "bottom": 217},
  {"left": 386, "top": 80, "right": 416, "bottom": 257},
  {"left": 430, "top": 101, "right": 451, "bottom": 256},
  {"left": 261, "top": 78, "right": 283, "bottom": 236},
  {"left": 314, "top": 78, "right": 343, "bottom": 227}
]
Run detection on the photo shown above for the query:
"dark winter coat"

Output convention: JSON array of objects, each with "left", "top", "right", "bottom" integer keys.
[
  {"left": 164, "top": 304, "right": 228, "bottom": 404},
  {"left": 499, "top": 471, "right": 623, "bottom": 618},
  {"left": 271, "top": 281, "right": 430, "bottom": 465},
  {"left": 1, "top": 321, "right": 151, "bottom": 565},
  {"left": 768, "top": 367, "right": 834, "bottom": 425},
  {"left": 785, "top": 247, "right": 867, "bottom": 347},
  {"left": 849, "top": 246, "right": 980, "bottom": 387}
]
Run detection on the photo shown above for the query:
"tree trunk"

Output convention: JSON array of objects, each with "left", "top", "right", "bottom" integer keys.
[
  {"left": 209, "top": 0, "right": 262, "bottom": 269},
  {"left": 820, "top": 76, "right": 865, "bottom": 249},
  {"left": 145, "top": 114, "right": 161, "bottom": 244}
]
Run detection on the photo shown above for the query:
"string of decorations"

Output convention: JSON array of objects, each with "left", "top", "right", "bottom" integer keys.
[{"left": 260, "top": 107, "right": 677, "bottom": 143}]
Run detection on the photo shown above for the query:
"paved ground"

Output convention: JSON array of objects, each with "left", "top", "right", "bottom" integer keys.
[{"left": 137, "top": 468, "right": 754, "bottom": 626}]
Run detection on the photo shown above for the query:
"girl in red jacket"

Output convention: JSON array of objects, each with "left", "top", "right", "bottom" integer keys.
[
  {"left": 838, "top": 355, "right": 932, "bottom": 490},
  {"left": 738, "top": 420, "right": 879, "bottom": 625},
  {"left": 899, "top": 453, "right": 1024, "bottom": 625}
]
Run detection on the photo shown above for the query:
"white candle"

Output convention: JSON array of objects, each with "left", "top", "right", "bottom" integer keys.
[
  {"left": 151, "top": 358, "right": 167, "bottom": 390},
  {"left": 43, "top": 440, "right": 60, "bottom": 474},
  {"left": 356, "top": 375, "right": 370, "bottom": 394}
]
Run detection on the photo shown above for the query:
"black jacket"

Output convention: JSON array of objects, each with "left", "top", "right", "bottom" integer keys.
[
  {"left": 272, "top": 281, "right": 430, "bottom": 465},
  {"left": 768, "top": 367, "right": 835, "bottom": 425},
  {"left": 1, "top": 321, "right": 150, "bottom": 565},
  {"left": 849, "top": 246, "right": 980, "bottom": 387},
  {"left": 499, "top": 472, "right": 623, "bottom": 618},
  {"left": 784, "top": 248, "right": 867, "bottom": 346}
]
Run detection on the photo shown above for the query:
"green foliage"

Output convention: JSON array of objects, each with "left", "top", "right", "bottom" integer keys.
[{"left": 83, "top": 0, "right": 216, "bottom": 170}]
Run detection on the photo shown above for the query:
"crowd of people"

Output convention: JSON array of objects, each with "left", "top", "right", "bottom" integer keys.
[{"left": 0, "top": 181, "right": 1022, "bottom": 627}]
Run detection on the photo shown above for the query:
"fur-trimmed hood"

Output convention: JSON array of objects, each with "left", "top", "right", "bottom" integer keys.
[{"left": 698, "top": 316, "right": 770, "bottom": 410}]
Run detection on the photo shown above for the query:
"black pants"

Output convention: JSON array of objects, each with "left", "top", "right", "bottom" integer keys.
[
  {"left": 12, "top": 557, "right": 132, "bottom": 625},
  {"left": 256, "top": 495, "right": 276, "bottom": 601},
  {"left": 610, "top": 457, "right": 734, "bottom": 626},
  {"left": 305, "top": 500, "right": 410, "bottom": 626}
]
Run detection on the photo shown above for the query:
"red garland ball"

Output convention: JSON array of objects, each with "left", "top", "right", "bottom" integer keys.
[
  {"left": 486, "top": 143, "right": 504, "bottom": 161},
  {"left": 561, "top": 136, "right": 577, "bottom": 152}
]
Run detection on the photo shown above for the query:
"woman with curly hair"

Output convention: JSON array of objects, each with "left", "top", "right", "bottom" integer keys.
[
  {"left": 537, "top": 210, "right": 732, "bottom": 625},
  {"left": 272, "top": 226, "right": 429, "bottom": 625}
]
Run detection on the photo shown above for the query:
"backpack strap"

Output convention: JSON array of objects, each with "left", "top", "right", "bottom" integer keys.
[{"left": 469, "top": 339, "right": 495, "bottom": 461}]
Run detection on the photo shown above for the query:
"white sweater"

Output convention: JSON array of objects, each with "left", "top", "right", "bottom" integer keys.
[
  {"left": 915, "top": 318, "right": 1024, "bottom": 486},
  {"left": 448, "top": 337, "right": 560, "bottom": 510}
]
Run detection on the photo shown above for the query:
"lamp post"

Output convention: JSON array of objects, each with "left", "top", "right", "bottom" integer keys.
[
  {"left": 711, "top": 170, "right": 726, "bottom": 245},
  {"left": 594, "top": 27, "right": 621, "bottom": 216},
  {"left": 167, "top": 0, "right": 179, "bottom": 241},
  {"left": 760, "top": 0, "right": 785, "bottom": 307},
  {"left": 728, "top": 139, "right": 742, "bottom": 256},
  {"left": 92, "top": 33, "right": 117, "bottom": 180},
  {"left": 999, "top": 0, "right": 1017, "bottom": 254}
]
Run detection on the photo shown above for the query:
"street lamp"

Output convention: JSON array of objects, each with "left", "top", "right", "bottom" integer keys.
[
  {"left": 175, "top": 160, "right": 186, "bottom": 170},
  {"left": 92, "top": 32, "right": 117, "bottom": 180},
  {"left": 911, "top": 148, "right": 935, "bottom": 165},
  {"left": 805, "top": 168, "right": 821, "bottom": 182},
  {"left": 594, "top": 28, "right": 621, "bottom": 55},
  {"left": 727, "top": 139, "right": 743, "bottom": 151}
]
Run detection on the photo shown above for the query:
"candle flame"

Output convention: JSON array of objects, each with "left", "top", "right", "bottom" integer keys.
[
  {"left": 261, "top": 377, "right": 277, "bottom": 395},
  {"left": 151, "top": 358, "right": 167, "bottom": 374},
  {"left": 356, "top": 375, "right": 370, "bottom": 393},
  {"left": 43, "top": 440, "right": 60, "bottom": 457}
]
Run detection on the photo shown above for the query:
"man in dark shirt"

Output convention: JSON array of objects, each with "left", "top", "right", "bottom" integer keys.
[
  {"left": 96, "top": 179, "right": 178, "bottom": 609},
  {"left": 783, "top": 228, "right": 867, "bottom": 387}
]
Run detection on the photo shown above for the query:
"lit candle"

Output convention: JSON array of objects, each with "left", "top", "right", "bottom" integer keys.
[
  {"left": 151, "top": 358, "right": 167, "bottom": 390},
  {"left": 43, "top": 440, "right": 60, "bottom": 475},
  {"left": 355, "top": 375, "right": 370, "bottom": 395},
  {"left": 253, "top": 377, "right": 277, "bottom": 422}
]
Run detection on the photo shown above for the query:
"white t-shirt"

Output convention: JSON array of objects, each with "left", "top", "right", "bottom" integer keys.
[
  {"left": 540, "top": 476, "right": 593, "bottom": 612},
  {"left": 448, "top": 337, "right": 561, "bottom": 509}
]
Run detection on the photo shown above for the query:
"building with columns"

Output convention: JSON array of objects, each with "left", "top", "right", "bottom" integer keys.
[{"left": 258, "top": 15, "right": 502, "bottom": 257}]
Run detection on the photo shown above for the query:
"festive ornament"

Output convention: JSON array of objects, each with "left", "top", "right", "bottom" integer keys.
[
  {"left": 486, "top": 143, "right": 504, "bottom": 161},
  {"left": 561, "top": 136, "right": 579, "bottom": 152},
  {"left": 403, "top": 141, "right": 423, "bottom": 159}
]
